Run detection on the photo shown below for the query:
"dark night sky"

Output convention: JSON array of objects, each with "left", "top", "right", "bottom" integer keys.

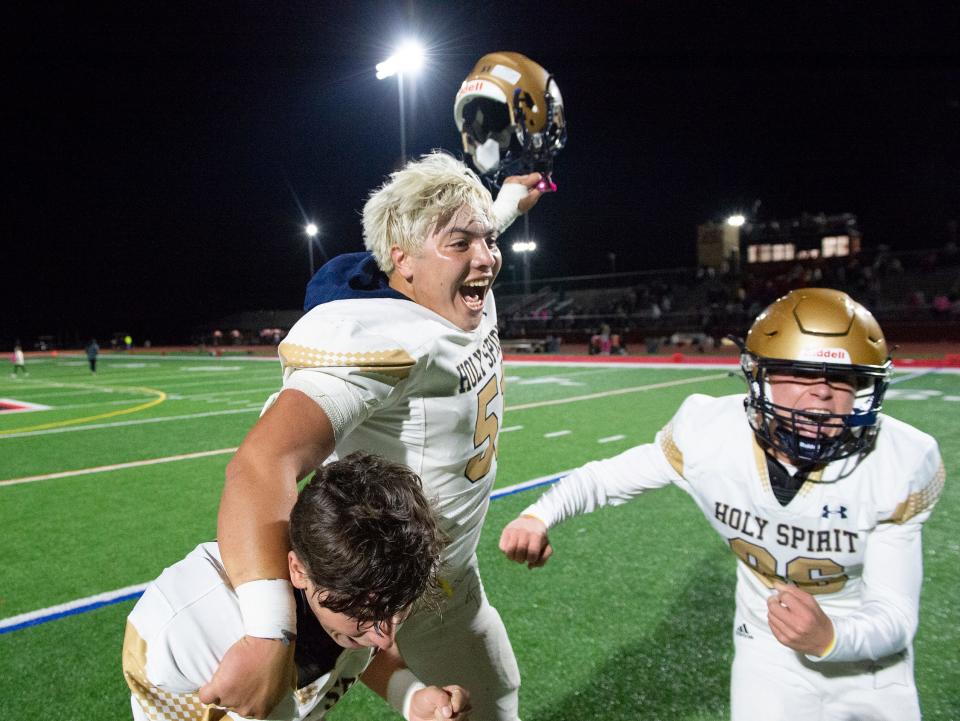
[{"left": 5, "top": 2, "right": 959, "bottom": 345}]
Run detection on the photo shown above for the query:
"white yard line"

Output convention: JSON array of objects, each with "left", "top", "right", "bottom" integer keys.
[
  {"left": 506, "top": 372, "right": 730, "bottom": 411},
  {"left": 0, "top": 584, "right": 150, "bottom": 634},
  {"left": 0, "top": 407, "right": 259, "bottom": 439},
  {"left": 0, "top": 447, "right": 238, "bottom": 487},
  {"left": 544, "top": 430, "right": 572, "bottom": 438},
  {"left": 598, "top": 434, "right": 626, "bottom": 443},
  {"left": 8, "top": 386, "right": 277, "bottom": 412}
]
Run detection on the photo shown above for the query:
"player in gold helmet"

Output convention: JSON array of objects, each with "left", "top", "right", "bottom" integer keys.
[
  {"left": 741, "top": 287, "right": 892, "bottom": 463},
  {"left": 501, "top": 288, "right": 944, "bottom": 720}
]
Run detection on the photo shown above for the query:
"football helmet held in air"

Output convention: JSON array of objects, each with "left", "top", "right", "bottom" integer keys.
[
  {"left": 740, "top": 288, "right": 891, "bottom": 464},
  {"left": 454, "top": 51, "right": 566, "bottom": 186}
]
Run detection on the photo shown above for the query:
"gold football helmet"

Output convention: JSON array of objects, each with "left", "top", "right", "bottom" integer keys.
[
  {"left": 454, "top": 51, "right": 566, "bottom": 183},
  {"left": 741, "top": 288, "right": 891, "bottom": 463}
]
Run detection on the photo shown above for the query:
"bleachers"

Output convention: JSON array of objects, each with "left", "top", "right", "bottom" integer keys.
[{"left": 495, "top": 246, "right": 960, "bottom": 348}]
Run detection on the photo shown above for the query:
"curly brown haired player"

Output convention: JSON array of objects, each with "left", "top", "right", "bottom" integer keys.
[{"left": 122, "top": 452, "right": 466, "bottom": 721}]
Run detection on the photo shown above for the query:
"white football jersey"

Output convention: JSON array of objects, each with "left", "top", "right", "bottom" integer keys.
[
  {"left": 525, "top": 393, "right": 944, "bottom": 663},
  {"left": 277, "top": 295, "right": 504, "bottom": 576},
  {"left": 123, "top": 543, "right": 373, "bottom": 721}
]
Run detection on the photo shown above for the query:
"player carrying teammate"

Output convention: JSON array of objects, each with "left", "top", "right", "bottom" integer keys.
[
  {"left": 501, "top": 288, "right": 944, "bottom": 720},
  {"left": 201, "top": 151, "right": 542, "bottom": 720}
]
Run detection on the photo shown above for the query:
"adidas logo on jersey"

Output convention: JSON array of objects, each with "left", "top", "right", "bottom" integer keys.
[
  {"left": 822, "top": 505, "right": 848, "bottom": 519},
  {"left": 735, "top": 623, "right": 753, "bottom": 640}
]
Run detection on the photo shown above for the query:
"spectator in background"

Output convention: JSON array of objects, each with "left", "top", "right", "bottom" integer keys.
[
  {"left": 85, "top": 339, "right": 99, "bottom": 374},
  {"left": 591, "top": 323, "right": 613, "bottom": 355},
  {"left": 932, "top": 293, "right": 951, "bottom": 318}
]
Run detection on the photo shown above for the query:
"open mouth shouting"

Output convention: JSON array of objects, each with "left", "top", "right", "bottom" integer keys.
[{"left": 459, "top": 277, "right": 492, "bottom": 313}]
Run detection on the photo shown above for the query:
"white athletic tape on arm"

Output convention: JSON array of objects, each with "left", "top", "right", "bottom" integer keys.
[
  {"left": 493, "top": 182, "right": 529, "bottom": 233},
  {"left": 236, "top": 579, "right": 297, "bottom": 641},
  {"left": 387, "top": 667, "right": 427, "bottom": 721}
]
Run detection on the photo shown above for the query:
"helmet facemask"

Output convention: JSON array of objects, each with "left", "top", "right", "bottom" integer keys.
[{"left": 742, "top": 353, "right": 890, "bottom": 465}]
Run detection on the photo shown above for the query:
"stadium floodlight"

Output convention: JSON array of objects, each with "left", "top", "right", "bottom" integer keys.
[
  {"left": 377, "top": 40, "right": 425, "bottom": 164},
  {"left": 375, "top": 41, "right": 425, "bottom": 80},
  {"left": 305, "top": 222, "right": 320, "bottom": 277},
  {"left": 511, "top": 241, "right": 537, "bottom": 295},
  {"left": 726, "top": 214, "right": 746, "bottom": 227}
]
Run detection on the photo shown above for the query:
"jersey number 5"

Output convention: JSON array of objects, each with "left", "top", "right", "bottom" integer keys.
[{"left": 465, "top": 374, "right": 501, "bottom": 482}]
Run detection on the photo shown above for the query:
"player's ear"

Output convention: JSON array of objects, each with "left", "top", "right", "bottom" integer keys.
[
  {"left": 288, "top": 551, "right": 309, "bottom": 589},
  {"left": 391, "top": 246, "right": 415, "bottom": 282}
]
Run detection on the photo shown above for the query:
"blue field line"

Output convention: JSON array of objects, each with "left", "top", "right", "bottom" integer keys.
[{"left": 0, "top": 471, "right": 568, "bottom": 636}]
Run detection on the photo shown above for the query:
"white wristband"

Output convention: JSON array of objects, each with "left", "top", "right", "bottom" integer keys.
[
  {"left": 386, "top": 668, "right": 427, "bottom": 721},
  {"left": 493, "top": 182, "right": 528, "bottom": 233},
  {"left": 236, "top": 579, "right": 297, "bottom": 641}
]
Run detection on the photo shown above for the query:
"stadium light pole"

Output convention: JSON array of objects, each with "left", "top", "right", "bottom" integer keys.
[
  {"left": 305, "top": 222, "right": 319, "bottom": 277},
  {"left": 376, "top": 41, "right": 425, "bottom": 165},
  {"left": 512, "top": 240, "right": 537, "bottom": 296}
]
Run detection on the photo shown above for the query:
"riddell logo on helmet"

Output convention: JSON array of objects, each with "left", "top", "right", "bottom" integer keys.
[
  {"left": 799, "top": 347, "right": 852, "bottom": 363},
  {"left": 457, "top": 80, "right": 488, "bottom": 97}
]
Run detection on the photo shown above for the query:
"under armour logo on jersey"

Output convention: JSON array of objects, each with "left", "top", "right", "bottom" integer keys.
[{"left": 822, "top": 505, "right": 848, "bottom": 519}]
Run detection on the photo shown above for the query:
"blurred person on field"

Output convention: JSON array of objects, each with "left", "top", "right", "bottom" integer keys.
[
  {"left": 10, "top": 343, "right": 27, "bottom": 377},
  {"left": 85, "top": 338, "right": 99, "bottom": 374}
]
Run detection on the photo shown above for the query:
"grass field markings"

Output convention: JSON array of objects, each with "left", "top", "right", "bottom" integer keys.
[
  {"left": 0, "top": 468, "right": 571, "bottom": 633},
  {"left": 0, "top": 584, "right": 149, "bottom": 635},
  {"left": 178, "top": 385, "right": 278, "bottom": 400},
  {"left": 0, "top": 386, "right": 168, "bottom": 435},
  {"left": 0, "top": 447, "right": 238, "bottom": 487},
  {"left": 517, "top": 365, "right": 653, "bottom": 382},
  {"left": 44, "top": 371, "right": 279, "bottom": 391},
  {"left": 0, "top": 385, "right": 277, "bottom": 413},
  {"left": 0, "top": 407, "right": 258, "bottom": 439},
  {"left": 544, "top": 430, "right": 572, "bottom": 438},
  {"left": 501, "top": 425, "right": 524, "bottom": 433},
  {"left": 598, "top": 434, "right": 626, "bottom": 443},
  {"left": 14, "top": 397, "right": 169, "bottom": 411},
  {"left": 180, "top": 366, "right": 244, "bottom": 372},
  {"left": 889, "top": 370, "right": 934, "bottom": 385},
  {"left": 0, "top": 399, "right": 52, "bottom": 413},
  {"left": 21, "top": 367, "right": 280, "bottom": 389},
  {"left": 505, "top": 372, "right": 730, "bottom": 411}
]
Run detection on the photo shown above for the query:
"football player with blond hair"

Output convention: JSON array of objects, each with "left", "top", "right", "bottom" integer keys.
[
  {"left": 501, "top": 288, "right": 944, "bottom": 720},
  {"left": 200, "top": 151, "right": 543, "bottom": 721}
]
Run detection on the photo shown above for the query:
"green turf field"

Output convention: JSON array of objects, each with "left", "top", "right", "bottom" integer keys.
[{"left": 1, "top": 355, "right": 958, "bottom": 720}]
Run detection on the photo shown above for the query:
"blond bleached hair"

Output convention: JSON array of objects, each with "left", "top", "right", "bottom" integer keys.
[{"left": 363, "top": 151, "right": 495, "bottom": 274}]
